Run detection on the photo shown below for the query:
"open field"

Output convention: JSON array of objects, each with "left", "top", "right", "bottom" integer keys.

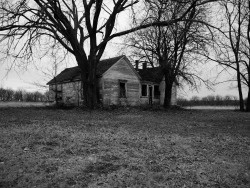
[
  {"left": 0, "top": 102, "right": 46, "bottom": 108},
  {"left": 0, "top": 108, "right": 250, "bottom": 187},
  {"left": 184, "top": 106, "right": 240, "bottom": 110}
]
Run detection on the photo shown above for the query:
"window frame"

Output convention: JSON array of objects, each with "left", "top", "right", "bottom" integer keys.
[
  {"left": 141, "top": 84, "right": 148, "bottom": 97},
  {"left": 52, "top": 84, "right": 62, "bottom": 92},
  {"left": 119, "top": 80, "right": 127, "bottom": 98}
]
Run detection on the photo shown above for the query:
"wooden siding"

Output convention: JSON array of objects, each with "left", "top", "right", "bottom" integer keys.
[
  {"left": 103, "top": 58, "right": 139, "bottom": 81},
  {"left": 61, "top": 81, "right": 82, "bottom": 105},
  {"left": 101, "top": 58, "right": 140, "bottom": 106}
]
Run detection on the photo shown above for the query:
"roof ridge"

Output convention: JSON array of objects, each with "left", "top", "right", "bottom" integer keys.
[
  {"left": 63, "top": 55, "right": 124, "bottom": 70},
  {"left": 47, "top": 55, "right": 125, "bottom": 85}
]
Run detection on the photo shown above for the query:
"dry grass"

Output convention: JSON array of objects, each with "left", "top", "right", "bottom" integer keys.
[
  {"left": 0, "top": 107, "right": 250, "bottom": 187},
  {"left": 0, "top": 102, "right": 45, "bottom": 108}
]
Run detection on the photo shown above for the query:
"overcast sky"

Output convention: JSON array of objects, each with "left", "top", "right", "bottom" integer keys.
[
  {"left": 1, "top": 41, "right": 247, "bottom": 99},
  {"left": 0, "top": 1, "right": 248, "bottom": 99}
]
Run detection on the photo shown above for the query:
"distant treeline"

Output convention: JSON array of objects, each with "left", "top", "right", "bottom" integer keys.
[
  {"left": 0, "top": 87, "right": 48, "bottom": 102},
  {"left": 177, "top": 95, "right": 243, "bottom": 106}
]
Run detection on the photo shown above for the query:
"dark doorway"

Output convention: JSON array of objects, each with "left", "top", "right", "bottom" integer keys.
[{"left": 149, "top": 86, "right": 152, "bottom": 105}]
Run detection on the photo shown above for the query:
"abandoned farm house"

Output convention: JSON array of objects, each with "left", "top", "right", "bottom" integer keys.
[{"left": 47, "top": 55, "right": 177, "bottom": 106}]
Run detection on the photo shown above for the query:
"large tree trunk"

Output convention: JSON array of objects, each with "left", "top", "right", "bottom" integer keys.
[
  {"left": 80, "top": 70, "right": 98, "bottom": 109},
  {"left": 87, "top": 56, "right": 98, "bottom": 109},
  {"left": 236, "top": 61, "right": 245, "bottom": 111},
  {"left": 76, "top": 54, "right": 98, "bottom": 109},
  {"left": 246, "top": 88, "right": 250, "bottom": 112},
  {"left": 164, "top": 81, "right": 173, "bottom": 108},
  {"left": 247, "top": 64, "right": 250, "bottom": 112},
  {"left": 236, "top": 72, "right": 245, "bottom": 111},
  {"left": 163, "top": 71, "right": 174, "bottom": 108}
]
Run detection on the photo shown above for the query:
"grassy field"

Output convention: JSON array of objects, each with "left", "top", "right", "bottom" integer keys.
[
  {"left": 0, "top": 102, "right": 46, "bottom": 108},
  {"left": 184, "top": 106, "right": 240, "bottom": 110},
  {"left": 0, "top": 107, "right": 250, "bottom": 188}
]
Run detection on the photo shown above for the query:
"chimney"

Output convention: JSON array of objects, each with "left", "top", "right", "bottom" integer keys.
[
  {"left": 135, "top": 60, "right": 139, "bottom": 70},
  {"left": 143, "top": 62, "right": 147, "bottom": 70}
]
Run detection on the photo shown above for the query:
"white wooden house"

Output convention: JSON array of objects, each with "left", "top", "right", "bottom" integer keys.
[{"left": 47, "top": 55, "right": 177, "bottom": 106}]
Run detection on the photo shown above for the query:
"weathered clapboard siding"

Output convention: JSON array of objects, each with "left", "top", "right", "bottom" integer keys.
[
  {"left": 61, "top": 81, "right": 82, "bottom": 105},
  {"left": 139, "top": 97, "right": 160, "bottom": 105},
  {"left": 127, "top": 83, "right": 140, "bottom": 92},
  {"left": 103, "top": 58, "right": 139, "bottom": 80},
  {"left": 101, "top": 57, "right": 141, "bottom": 106}
]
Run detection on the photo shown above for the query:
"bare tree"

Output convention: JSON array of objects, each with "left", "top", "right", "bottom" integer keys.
[
  {"left": 0, "top": 0, "right": 218, "bottom": 108},
  {"left": 207, "top": 0, "right": 250, "bottom": 111},
  {"left": 44, "top": 43, "right": 67, "bottom": 105},
  {"left": 127, "top": 0, "right": 211, "bottom": 107},
  {"left": 13, "top": 89, "right": 24, "bottom": 101},
  {"left": 0, "top": 87, "right": 6, "bottom": 101},
  {"left": 44, "top": 90, "right": 50, "bottom": 102},
  {"left": 239, "top": 0, "right": 250, "bottom": 111},
  {"left": 5, "top": 88, "right": 14, "bottom": 101}
]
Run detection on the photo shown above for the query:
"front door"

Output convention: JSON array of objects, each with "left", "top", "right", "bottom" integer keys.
[{"left": 149, "top": 86, "right": 152, "bottom": 105}]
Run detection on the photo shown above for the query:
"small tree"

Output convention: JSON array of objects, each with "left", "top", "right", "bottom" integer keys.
[{"left": 207, "top": 0, "right": 250, "bottom": 111}]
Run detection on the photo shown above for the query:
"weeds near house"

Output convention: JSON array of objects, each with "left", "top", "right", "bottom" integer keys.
[{"left": 0, "top": 108, "right": 250, "bottom": 187}]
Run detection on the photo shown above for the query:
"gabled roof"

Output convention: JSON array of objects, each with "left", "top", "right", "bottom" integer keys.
[
  {"left": 137, "top": 67, "right": 163, "bottom": 83},
  {"left": 47, "top": 66, "right": 81, "bottom": 85},
  {"left": 96, "top": 55, "right": 125, "bottom": 76},
  {"left": 47, "top": 55, "right": 125, "bottom": 85}
]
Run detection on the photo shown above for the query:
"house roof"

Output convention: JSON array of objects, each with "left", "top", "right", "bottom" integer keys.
[
  {"left": 137, "top": 67, "right": 163, "bottom": 83},
  {"left": 47, "top": 55, "right": 125, "bottom": 85}
]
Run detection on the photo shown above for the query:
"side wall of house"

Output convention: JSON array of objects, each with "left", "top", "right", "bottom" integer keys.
[
  {"left": 61, "top": 81, "right": 82, "bottom": 105},
  {"left": 159, "top": 80, "right": 177, "bottom": 105},
  {"left": 49, "top": 82, "right": 81, "bottom": 105},
  {"left": 48, "top": 84, "right": 63, "bottom": 102},
  {"left": 48, "top": 85, "right": 55, "bottom": 101},
  {"left": 101, "top": 58, "right": 140, "bottom": 106}
]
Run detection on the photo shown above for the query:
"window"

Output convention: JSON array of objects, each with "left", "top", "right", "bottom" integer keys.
[
  {"left": 154, "top": 85, "right": 160, "bottom": 99},
  {"left": 141, "top": 84, "right": 147, "bottom": 97},
  {"left": 119, "top": 81, "right": 126, "bottom": 98},
  {"left": 52, "top": 84, "right": 62, "bottom": 91}
]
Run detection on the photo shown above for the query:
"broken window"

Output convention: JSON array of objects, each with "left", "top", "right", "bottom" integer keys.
[
  {"left": 141, "top": 84, "right": 147, "bottom": 97},
  {"left": 154, "top": 85, "right": 160, "bottom": 99},
  {"left": 119, "top": 81, "right": 126, "bottom": 98}
]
